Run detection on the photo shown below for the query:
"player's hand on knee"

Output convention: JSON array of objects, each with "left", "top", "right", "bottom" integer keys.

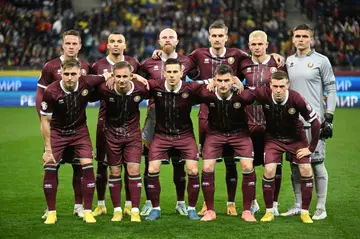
[
  {"left": 320, "top": 113, "right": 333, "bottom": 139},
  {"left": 296, "top": 147, "right": 311, "bottom": 159},
  {"left": 43, "top": 150, "right": 56, "bottom": 166}
]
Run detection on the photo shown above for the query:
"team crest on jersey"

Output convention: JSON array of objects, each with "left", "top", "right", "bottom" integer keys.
[
  {"left": 306, "top": 104, "right": 312, "bottom": 111},
  {"left": 134, "top": 95, "right": 141, "bottom": 102},
  {"left": 228, "top": 57, "right": 235, "bottom": 64},
  {"left": 82, "top": 89, "right": 89, "bottom": 96},
  {"left": 308, "top": 63, "right": 313, "bottom": 68},
  {"left": 182, "top": 92, "right": 189, "bottom": 98},
  {"left": 81, "top": 69, "right": 87, "bottom": 76},
  {"left": 204, "top": 58, "right": 210, "bottom": 64},
  {"left": 233, "top": 102, "right": 241, "bottom": 109},
  {"left": 289, "top": 62, "right": 294, "bottom": 67},
  {"left": 41, "top": 101, "right": 48, "bottom": 110},
  {"left": 270, "top": 67, "right": 277, "bottom": 73},
  {"left": 288, "top": 108, "right": 296, "bottom": 114},
  {"left": 154, "top": 65, "right": 159, "bottom": 71}
]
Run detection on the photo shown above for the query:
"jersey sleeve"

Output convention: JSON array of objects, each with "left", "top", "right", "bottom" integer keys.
[
  {"left": 37, "top": 63, "right": 54, "bottom": 89},
  {"left": 84, "top": 75, "right": 106, "bottom": 87},
  {"left": 130, "top": 58, "right": 141, "bottom": 73},
  {"left": 137, "top": 61, "right": 150, "bottom": 78},
  {"left": 239, "top": 89, "right": 257, "bottom": 104},
  {"left": 40, "top": 89, "right": 54, "bottom": 116},
  {"left": 296, "top": 93, "right": 318, "bottom": 123},
  {"left": 320, "top": 57, "right": 337, "bottom": 113}
]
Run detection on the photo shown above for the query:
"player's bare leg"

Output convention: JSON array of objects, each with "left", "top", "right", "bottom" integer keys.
[
  {"left": 240, "top": 159, "right": 256, "bottom": 222},
  {"left": 146, "top": 160, "right": 162, "bottom": 221},
  {"left": 200, "top": 159, "right": 216, "bottom": 221}
]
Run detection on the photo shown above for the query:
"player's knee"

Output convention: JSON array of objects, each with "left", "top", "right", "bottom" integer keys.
[
  {"left": 202, "top": 160, "right": 216, "bottom": 173},
  {"left": 264, "top": 164, "right": 276, "bottom": 178},
  {"left": 127, "top": 163, "right": 140, "bottom": 175},
  {"left": 240, "top": 161, "right": 253, "bottom": 172},
  {"left": 110, "top": 166, "right": 121, "bottom": 177},
  {"left": 298, "top": 164, "right": 313, "bottom": 177},
  {"left": 148, "top": 162, "right": 161, "bottom": 174},
  {"left": 187, "top": 167, "right": 198, "bottom": 176},
  {"left": 81, "top": 159, "right": 92, "bottom": 165}
]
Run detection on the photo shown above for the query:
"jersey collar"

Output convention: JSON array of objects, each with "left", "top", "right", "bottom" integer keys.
[
  {"left": 165, "top": 80, "right": 182, "bottom": 93},
  {"left": 272, "top": 90, "right": 289, "bottom": 105},
  {"left": 160, "top": 51, "right": 178, "bottom": 62},
  {"left": 60, "top": 80, "right": 79, "bottom": 94},
  {"left": 215, "top": 88, "right": 233, "bottom": 100},
  {"left": 209, "top": 47, "right": 227, "bottom": 57},
  {"left": 114, "top": 81, "right": 134, "bottom": 95},
  {"left": 251, "top": 55, "right": 271, "bottom": 65},
  {"left": 106, "top": 55, "right": 125, "bottom": 65},
  {"left": 295, "top": 49, "right": 315, "bottom": 57}
]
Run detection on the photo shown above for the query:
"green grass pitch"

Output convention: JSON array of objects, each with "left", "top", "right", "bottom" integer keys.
[{"left": 0, "top": 107, "right": 359, "bottom": 239}]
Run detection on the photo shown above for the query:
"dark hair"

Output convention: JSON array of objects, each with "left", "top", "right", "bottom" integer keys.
[
  {"left": 209, "top": 20, "right": 228, "bottom": 34},
  {"left": 164, "top": 58, "right": 182, "bottom": 68},
  {"left": 293, "top": 24, "right": 314, "bottom": 36},
  {"left": 271, "top": 70, "right": 289, "bottom": 81},
  {"left": 113, "top": 61, "right": 132, "bottom": 72},
  {"left": 62, "top": 29, "right": 81, "bottom": 43},
  {"left": 215, "top": 64, "right": 233, "bottom": 76},
  {"left": 61, "top": 58, "right": 81, "bottom": 70}
]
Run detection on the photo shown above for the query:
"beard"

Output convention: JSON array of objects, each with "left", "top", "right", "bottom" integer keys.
[
  {"left": 161, "top": 44, "right": 175, "bottom": 55},
  {"left": 112, "top": 52, "right": 121, "bottom": 57}
]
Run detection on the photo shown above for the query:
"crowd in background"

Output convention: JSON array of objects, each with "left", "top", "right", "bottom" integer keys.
[{"left": 0, "top": 0, "right": 359, "bottom": 70}]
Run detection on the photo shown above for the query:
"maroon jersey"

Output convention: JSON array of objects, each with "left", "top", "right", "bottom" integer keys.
[
  {"left": 94, "top": 80, "right": 150, "bottom": 137},
  {"left": 148, "top": 79, "right": 202, "bottom": 136},
  {"left": 240, "top": 55, "right": 286, "bottom": 88},
  {"left": 91, "top": 55, "right": 140, "bottom": 120},
  {"left": 40, "top": 75, "right": 105, "bottom": 133},
  {"left": 37, "top": 56, "right": 90, "bottom": 89},
  {"left": 197, "top": 86, "right": 253, "bottom": 135},
  {"left": 188, "top": 47, "right": 249, "bottom": 118},
  {"left": 243, "top": 88, "right": 319, "bottom": 150}
]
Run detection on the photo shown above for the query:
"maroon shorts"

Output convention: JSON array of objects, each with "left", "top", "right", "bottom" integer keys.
[
  {"left": 202, "top": 133, "right": 254, "bottom": 161},
  {"left": 149, "top": 133, "right": 198, "bottom": 162},
  {"left": 51, "top": 126, "right": 93, "bottom": 164},
  {"left": 249, "top": 124, "right": 266, "bottom": 167},
  {"left": 105, "top": 131, "right": 142, "bottom": 166},
  {"left": 264, "top": 137, "right": 311, "bottom": 165},
  {"left": 95, "top": 111, "right": 106, "bottom": 163}
]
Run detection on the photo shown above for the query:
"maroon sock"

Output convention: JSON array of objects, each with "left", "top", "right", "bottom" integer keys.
[
  {"left": 242, "top": 170, "right": 256, "bottom": 211},
  {"left": 82, "top": 163, "right": 95, "bottom": 210},
  {"left": 124, "top": 165, "right": 131, "bottom": 202},
  {"left": 273, "top": 164, "right": 282, "bottom": 202},
  {"left": 201, "top": 171, "right": 215, "bottom": 211},
  {"left": 262, "top": 176, "right": 275, "bottom": 209},
  {"left": 225, "top": 161, "right": 238, "bottom": 202},
  {"left": 128, "top": 174, "right": 142, "bottom": 208},
  {"left": 147, "top": 172, "right": 161, "bottom": 207},
  {"left": 187, "top": 174, "right": 200, "bottom": 207},
  {"left": 43, "top": 164, "right": 58, "bottom": 211},
  {"left": 109, "top": 175, "right": 122, "bottom": 208},
  {"left": 95, "top": 162, "right": 107, "bottom": 201},
  {"left": 143, "top": 156, "right": 150, "bottom": 200},
  {"left": 301, "top": 176, "right": 314, "bottom": 210},
  {"left": 253, "top": 170, "right": 257, "bottom": 200},
  {"left": 72, "top": 164, "right": 83, "bottom": 205},
  {"left": 173, "top": 162, "right": 186, "bottom": 201}
]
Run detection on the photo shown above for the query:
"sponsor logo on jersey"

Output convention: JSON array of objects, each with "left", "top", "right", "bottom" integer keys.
[
  {"left": 204, "top": 58, "right": 210, "bottom": 64},
  {"left": 193, "top": 184, "right": 200, "bottom": 188},
  {"left": 270, "top": 67, "right": 277, "bottom": 73},
  {"left": 306, "top": 104, "right": 312, "bottom": 111},
  {"left": 134, "top": 95, "right": 141, "bottom": 102},
  {"left": 82, "top": 89, "right": 89, "bottom": 96},
  {"left": 81, "top": 69, "right": 87, "bottom": 75},
  {"left": 137, "top": 183, "right": 142, "bottom": 188},
  {"left": 288, "top": 108, "right": 296, "bottom": 114},
  {"left": 264, "top": 104, "right": 270, "bottom": 109},
  {"left": 41, "top": 101, "right": 48, "bottom": 110},
  {"left": 247, "top": 67, "right": 251, "bottom": 72},
  {"left": 103, "top": 69, "right": 109, "bottom": 74},
  {"left": 228, "top": 57, "right": 235, "bottom": 64},
  {"left": 248, "top": 182, "right": 255, "bottom": 186},
  {"left": 109, "top": 97, "right": 115, "bottom": 102},
  {"left": 202, "top": 182, "right": 210, "bottom": 186},
  {"left": 44, "top": 184, "right": 52, "bottom": 189},
  {"left": 210, "top": 102, "right": 215, "bottom": 107},
  {"left": 57, "top": 69, "right": 61, "bottom": 75},
  {"left": 264, "top": 184, "right": 271, "bottom": 188},
  {"left": 154, "top": 65, "right": 159, "bottom": 71},
  {"left": 233, "top": 102, "right": 241, "bottom": 109},
  {"left": 289, "top": 62, "right": 294, "bottom": 67},
  {"left": 87, "top": 183, "right": 95, "bottom": 188},
  {"left": 58, "top": 99, "right": 64, "bottom": 104},
  {"left": 148, "top": 184, "right": 155, "bottom": 189},
  {"left": 157, "top": 92, "right": 162, "bottom": 97},
  {"left": 182, "top": 92, "right": 189, "bottom": 98},
  {"left": 308, "top": 62, "right": 313, "bottom": 68}
]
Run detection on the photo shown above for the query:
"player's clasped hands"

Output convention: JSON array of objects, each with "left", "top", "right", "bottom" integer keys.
[
  {"left": 296, "top": 147, "right": 312, "bottom": 159},
  {"left": 43, "top": 150, "right": 56, "bottom": 166}
]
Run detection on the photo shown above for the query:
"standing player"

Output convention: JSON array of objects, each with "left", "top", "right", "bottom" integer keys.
[
  {"left": 145, "top": 59, "right": 203, "bottom": 221},
  {"left": 281, "top": 24, "right": 337, "bottom": 220},
  {"left": 198, "top": 64, "right": 257, "bottom": 222},
  {"left": 138, "top": 28, "right": 197, "bottom": 216},
  {"left": 40, "top": 59, "right": 110, "bottom": 224},
  {"left": 35, "top": 29, "right": 90, "bottom": 218},
  {"left": 240, "top": 30, "right": 286, "bottom": 215},
  {"left": 93, "top": 61, "right": 149, "bottom": 222},
  {"left": 91, "top": 32, "right": 140, "bottom": 218},
  {"left": 241, "top": 71, "right": 321, "bottom": 224}
]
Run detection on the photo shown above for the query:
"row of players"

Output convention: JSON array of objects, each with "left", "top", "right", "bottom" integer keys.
[{"left": 36, "top": 21, "right": 336, "bottom": 224}]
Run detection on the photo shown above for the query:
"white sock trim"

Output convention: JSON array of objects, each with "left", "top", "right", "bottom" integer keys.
[
  {"left": 114, "top": 207, "right": 122, "bottom": 212},
  {"left": 153, "top": 206, "right": 161, "bottom": 210},
  {"left": 188, "top": 206, "right": 195, "bottom": 211},
  {"left": 98, "top": 200, "right": 105, "bottom": 206},
  {"left": 266, "top": 208, "right": 273, "bottom": 212},
  {"left": 125, "top": 201, "right": 132, "bottom": 206},
  {"left": 131, "top": 207, "right": 139, "bottom": 212}
]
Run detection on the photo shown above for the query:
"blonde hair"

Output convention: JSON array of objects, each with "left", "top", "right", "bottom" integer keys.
[{"left": 249, "top": 30, "right": 267, "bottom": 42}]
